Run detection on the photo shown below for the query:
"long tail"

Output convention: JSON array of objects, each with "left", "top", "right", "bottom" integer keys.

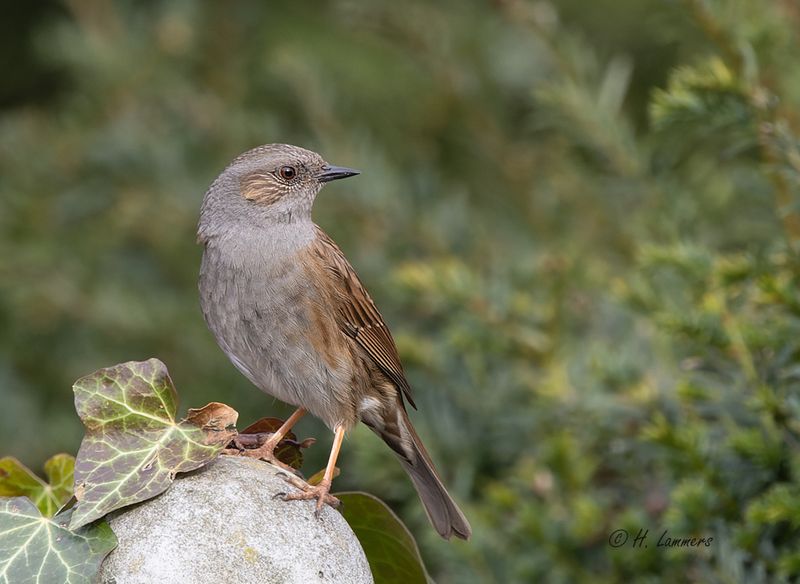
[{"left": 366, "top": 407, "right": 472, "bottom": 540}]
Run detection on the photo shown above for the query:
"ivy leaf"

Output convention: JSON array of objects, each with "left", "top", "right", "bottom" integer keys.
[
  {"left": 43, "top": 455, "right": 76, "bottom": 509},
  {"left": 336, "top": 492, "right": 430, "bottom": 584},
  {"left": 70, "top": 358, "right": 238, "bottom": 530},
  {"left": 0, "top": 454, "right": 75, "bottom": 517},
  {"left": 0, "top": 497, "right": 117, "bottom": 584}
]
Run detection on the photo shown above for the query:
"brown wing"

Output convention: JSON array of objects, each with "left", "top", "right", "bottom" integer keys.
[{"left": 310, "top": 226, "right": 416, "bottom": 409}]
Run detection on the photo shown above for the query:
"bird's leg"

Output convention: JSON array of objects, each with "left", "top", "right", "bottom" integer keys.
[
  {"left": 228, "top": 407, "right": 306, "bottom": 473},
  {"left": 277, "top": 425, "right": 344, "bottom": 516}
]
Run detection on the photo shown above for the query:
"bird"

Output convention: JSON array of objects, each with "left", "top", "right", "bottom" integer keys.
[{"left": 197, "top": 143, "right": 471, "bottom": 540}]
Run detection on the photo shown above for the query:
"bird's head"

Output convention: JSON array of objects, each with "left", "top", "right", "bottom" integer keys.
[{"left": 198, "top": 144, "right": 359, "bottom": 239}]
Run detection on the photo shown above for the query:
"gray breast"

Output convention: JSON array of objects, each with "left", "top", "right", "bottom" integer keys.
[{"left": 198, "top": 231, "right": 350, "bottom": 428}]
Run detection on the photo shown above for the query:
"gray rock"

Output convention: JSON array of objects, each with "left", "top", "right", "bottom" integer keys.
[{"left": 99, "top": 455, "right": 373, "bottom": 584}]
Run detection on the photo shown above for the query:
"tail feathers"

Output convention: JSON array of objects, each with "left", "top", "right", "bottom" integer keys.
[
  {"left": 400, "top": 448, "right": 472, "bottom": 540},
  {"left": 379, "top": 410, "right": 472, "bottom": 540}
]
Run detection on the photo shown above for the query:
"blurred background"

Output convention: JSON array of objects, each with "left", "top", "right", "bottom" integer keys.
[{"left": 2, "top": 0, "right": 800, "bottom": 581}]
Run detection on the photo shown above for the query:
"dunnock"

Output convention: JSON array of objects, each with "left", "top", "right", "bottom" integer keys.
[{"left": 197, "top": 144, "right": 471, "bottom": 540}]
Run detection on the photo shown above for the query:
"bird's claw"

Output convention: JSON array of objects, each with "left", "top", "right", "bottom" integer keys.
[
  {"left": 274, "top": 473, "right": 340, "bottom": 514},
  {"left": 280, "top": 485, "right": 341, "bottom": 513},
  {"left": 233, "top": 442, "right": 302, "bottom": 476},
  {"left": 276, "top": 470, "right": 313, "bottom": 492}
]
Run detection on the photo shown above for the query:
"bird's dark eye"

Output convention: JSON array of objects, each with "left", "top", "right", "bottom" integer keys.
[{"left": 278, "top": 166, "right": 297, "bottom": 180}]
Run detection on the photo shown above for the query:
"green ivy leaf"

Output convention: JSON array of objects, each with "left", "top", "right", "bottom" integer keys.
[
  {"left": 70, "top": 358, "right": 238, "bottom": 530},
  {"left": 0, "top": 454, "right": 75, "bottom": 517},
  {"left": 0, "top": 497, "right": 117, "bottom": 584},
  {"left": 336, "top": 492, "right": 429, "bottom": 584}
]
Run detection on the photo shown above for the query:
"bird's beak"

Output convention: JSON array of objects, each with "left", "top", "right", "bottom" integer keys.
[{"left": 318, "top": 165, "right": 361, "bottom": 183}]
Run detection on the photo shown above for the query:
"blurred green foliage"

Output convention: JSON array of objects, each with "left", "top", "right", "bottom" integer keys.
[{"left": 1, "top": 0, "right": 799, "bottom": 581}]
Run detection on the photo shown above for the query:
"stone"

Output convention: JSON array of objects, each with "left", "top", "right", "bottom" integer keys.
[{"left": 98, "top": 455, "right": 373, "bottom": 584}]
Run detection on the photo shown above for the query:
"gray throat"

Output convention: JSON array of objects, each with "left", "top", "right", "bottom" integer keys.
[{"left": 202, "top": 217, "right": 317, "bottom": 269}]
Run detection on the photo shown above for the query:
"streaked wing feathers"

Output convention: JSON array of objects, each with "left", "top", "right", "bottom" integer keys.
[{"left": 310, "top": 226, "right": 416, "bottom": 409}]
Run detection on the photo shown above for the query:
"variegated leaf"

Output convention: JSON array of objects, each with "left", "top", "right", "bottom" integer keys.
[
  {"left": 69, "top": 358, "right": 237, "bottom": 529},
  {"left": 0, "top": 497, "right": 116, "bottom": 584},
  {"left": 0, "top": 454, "right": 75, "bottom": 517}
]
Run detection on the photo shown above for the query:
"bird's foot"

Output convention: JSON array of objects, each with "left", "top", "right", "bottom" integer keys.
[
  {"left": 223, "top": 436, "right": 299, "bottom": 475},
  {"left": 274, "top": 473, "right": 340, "bottom": 517}
]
